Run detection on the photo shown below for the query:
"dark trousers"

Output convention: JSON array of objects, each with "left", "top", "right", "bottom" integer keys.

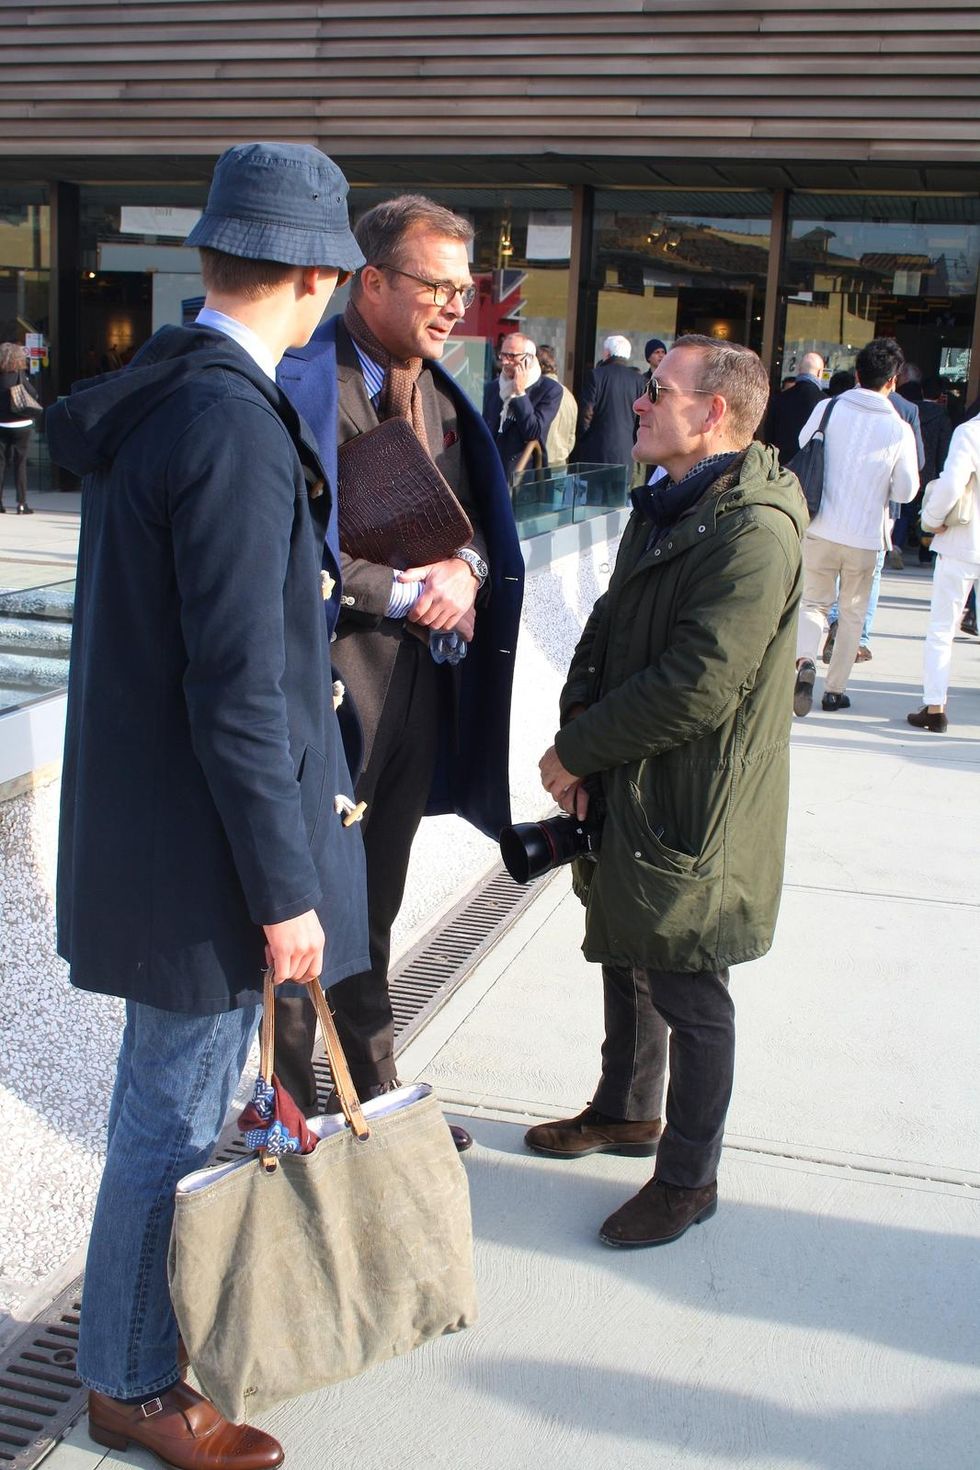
[
  {"left": 273, "top": 637, "right": 441, "bottom": 1111},
  {"left": 592, "top": 962, "right": 735, "bottom": 1189},
  {"left": 0, "top": 425, "right": 31, "bottom": 506}
]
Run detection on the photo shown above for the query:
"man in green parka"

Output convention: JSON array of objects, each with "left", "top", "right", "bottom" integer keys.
[{"left": 528, "top": 335, "right": 805, "bottom": 1248}]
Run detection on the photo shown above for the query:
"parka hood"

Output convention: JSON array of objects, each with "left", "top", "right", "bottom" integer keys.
[
  {"left": 45, "top": 325, "right": 276, "bottom": 477},
  {"left": 724, "top": 439, "right": 809, "bottom": 539}
]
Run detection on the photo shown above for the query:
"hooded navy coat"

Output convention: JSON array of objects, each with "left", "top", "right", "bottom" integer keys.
[
  {"left": 279, "top": 316, "right": 524, "bottom": 838},
  {"left": 47, "top": 326, "right": 370, "bottom": 1013}
]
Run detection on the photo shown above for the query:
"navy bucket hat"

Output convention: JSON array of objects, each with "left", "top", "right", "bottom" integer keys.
[{"left": 184, "top": 142, "right": 365, "bottom": 273}]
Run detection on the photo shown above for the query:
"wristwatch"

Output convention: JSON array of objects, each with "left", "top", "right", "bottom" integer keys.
[{"left": 453, "top": 547, "right": 489, "bottom": 587}]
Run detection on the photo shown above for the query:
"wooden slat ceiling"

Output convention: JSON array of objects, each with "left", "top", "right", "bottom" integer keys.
[{"left": 1, "top": 0, "right": 979, "bottom": 188}]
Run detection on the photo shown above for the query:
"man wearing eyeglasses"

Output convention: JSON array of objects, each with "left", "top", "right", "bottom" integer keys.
[
  {"left": 275, "top": 195, "right": 524, "bottom": 1151},
  {"left": 530, "top": 336, "right": 805, "bottom": 1249},
  {"left": 482, "top": 332, "right": 564, "bottom": 483}
]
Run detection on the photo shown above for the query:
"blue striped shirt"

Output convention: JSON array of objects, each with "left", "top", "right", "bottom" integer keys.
[{"left": 351, "top": 339, "right": 385, "bottom": 405}]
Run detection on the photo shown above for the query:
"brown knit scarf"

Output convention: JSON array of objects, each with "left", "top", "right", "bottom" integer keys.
[{"left": 343, "top": 299, "right": 431, "bottom": 455}]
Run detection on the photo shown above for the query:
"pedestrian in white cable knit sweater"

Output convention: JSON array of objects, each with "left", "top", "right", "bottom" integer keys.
[{"left": 793, "top": 337, "right": 919, "bottom": 715}]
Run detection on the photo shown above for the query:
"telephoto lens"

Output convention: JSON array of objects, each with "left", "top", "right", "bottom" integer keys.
[{"left": 499, "top": 811, "right": 601, "bottom": 884}]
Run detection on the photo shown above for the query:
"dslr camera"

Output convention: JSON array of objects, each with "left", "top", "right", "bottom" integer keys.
[{"left": 499, "top": 787, "right": 604, "bottom": 885}]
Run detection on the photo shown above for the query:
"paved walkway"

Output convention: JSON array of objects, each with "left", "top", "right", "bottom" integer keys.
[
  {"left": 43, "top": 559, "right": 980, "bottom": 1470},
  {"left": 0, "top": 489, "right": 81, "bottom": 594}
]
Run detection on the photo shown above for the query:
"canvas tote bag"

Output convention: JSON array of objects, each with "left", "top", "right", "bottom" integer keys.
[{"left": 169, "top": 970, "right": 478, "bottom": 1423}]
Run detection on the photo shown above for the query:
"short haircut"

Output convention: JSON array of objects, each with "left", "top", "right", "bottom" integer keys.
[
  {"left": 353, "top": 194, "right": 473, "bottom": 277},
  {"left": 503, "top": 331, "right": 536, "bottom": 355},
  {"left": 798, "top": 351, "right": 824, "bottom": 377},
  {"left": 855, "top": 337, "right": 904, "bottom": 392},
  {"left": 0, "top": 342, "right": 27, "bottom": 372},
  {"left": 603, "top": 334, "right": 632, "bottom": 359},
  {"left": 198, "top": 248, "right": 300, "bottom": 299},
  {"left": 670, "top": 333, "right": 770, "bottom": 441},
  {"left": 922, "top": 374, "right": 945, "bottom": 399},
  {"left": 828, "top": 368, "right": 856, "bottom": 397},
  {"left": 537, "top": 344, "right": 558, "bottom": 374}
]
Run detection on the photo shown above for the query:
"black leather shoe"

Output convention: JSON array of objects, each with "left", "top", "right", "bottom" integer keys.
[
  {"left": 793, "top": 659, "right": 816, "bottom": 717},
  {"left": 907, "top": 706, "right": 948, "bottom": 733},
  {"left": 449, "top": 1123, "right": 473, "bottom": 1152},
  {"left": 821, "top": 692, "right": 850, "bottom": 711},
  {"left": 961, "top": 611, "right": 978, "bottom": 636}
]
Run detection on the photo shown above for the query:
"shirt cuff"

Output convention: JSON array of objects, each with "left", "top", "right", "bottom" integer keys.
[{"left": 386, "top": 573, "right": 423, "bottom": 618}]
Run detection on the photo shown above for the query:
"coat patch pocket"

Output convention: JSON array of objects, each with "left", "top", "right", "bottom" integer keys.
[
  {"left": 626, "top": 781, "right": 699, "bottom": 874},
  {"left": 296, "top": 744, "right": 327, "bottom": 843}
]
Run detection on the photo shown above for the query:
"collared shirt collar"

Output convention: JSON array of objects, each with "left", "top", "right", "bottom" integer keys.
[
  {"left": 350, "top": 337, "right": 385, "bottom": 403},
  {"left": 195, "top": 306, "right": 278, "bottom": 382}
]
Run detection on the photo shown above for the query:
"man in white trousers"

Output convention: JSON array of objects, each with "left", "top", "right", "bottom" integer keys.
[{"left": 908, "top": 413, "right": 980, "bottom": 732}]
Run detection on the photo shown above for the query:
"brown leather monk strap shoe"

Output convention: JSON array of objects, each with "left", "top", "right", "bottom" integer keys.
[
  {"left": 599, "top": 1178, "right": 718, "bottom": 1249},
  {"left": 524, "top": 1105, "right": 662, "bottom": 1159},
  {"left": 88, "top": 1382, "right": 284, "bottom": 1469}
]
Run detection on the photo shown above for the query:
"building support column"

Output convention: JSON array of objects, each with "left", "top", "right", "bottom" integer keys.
[
  {"left": 967, "top": 282, "right": 980, "bottom": 411},
  {"left": 565, "top": 183, "right": 596, "bottom": 400},
  {"left": 761, "top": 187, "right": 789, "bottom": 382},
  {"left": 49, "top": 180, "right": 80, "bottom": 402}
]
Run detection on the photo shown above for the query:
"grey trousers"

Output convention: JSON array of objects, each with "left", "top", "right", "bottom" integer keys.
[{"left": 592, "top": 962, "right": 735, "bottom": 1189}]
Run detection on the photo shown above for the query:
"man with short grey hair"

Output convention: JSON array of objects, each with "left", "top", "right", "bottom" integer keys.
[{"left": 529, "top": 335, "right": 804, "bottom": 1249}]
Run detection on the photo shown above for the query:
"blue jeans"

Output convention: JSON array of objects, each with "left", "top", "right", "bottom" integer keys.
[
  {"left": 78, "top": 1000, "right": 260, "bottom": 1398},
  {"left": 828, "top": 548, "right": 884, "bottom": 646}
]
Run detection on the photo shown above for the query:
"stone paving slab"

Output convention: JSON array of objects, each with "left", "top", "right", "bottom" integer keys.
[{"left": 54, "top": 1121, "right": 980, "bottom": 1470}]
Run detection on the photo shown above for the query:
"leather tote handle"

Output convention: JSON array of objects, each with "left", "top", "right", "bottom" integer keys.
[{"left": 261, "top": 965, "right": 370, "bottom": 1143}]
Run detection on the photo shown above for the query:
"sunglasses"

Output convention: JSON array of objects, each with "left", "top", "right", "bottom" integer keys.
[{"left": 643, "top": 378, "right": 715, "bottom": 405}]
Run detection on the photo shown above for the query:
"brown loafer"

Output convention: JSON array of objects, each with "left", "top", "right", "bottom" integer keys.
[
  {"left": 524, "top": 1105, "right": 662, "bottom": 1159},
  {"left": 600, "top": 1178, "right": 718, "bottom": 1248},
  {"left": 88, "top": 1382, "right": 284, "bottom": 1469}
]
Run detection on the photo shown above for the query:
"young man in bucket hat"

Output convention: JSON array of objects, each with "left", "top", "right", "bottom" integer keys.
[{"left": 46, "top": 142, "right": 369, "bottom": 1469}]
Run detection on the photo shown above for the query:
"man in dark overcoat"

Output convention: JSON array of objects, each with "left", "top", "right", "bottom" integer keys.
[
  {"left": 274, "top": 196, "right": 524, "bottom": 1151},
  {"left": 45, "top": 142, "right": 369, "bottom": 1468},
  {"left": 762, "top": 349, "right": 825, "bottom": 463},
  {"left": 482, "top": 331, "right": 563, "bottom": 482},
  {"left": 573, "top": 334, "right": 644, "bottom": 468}
]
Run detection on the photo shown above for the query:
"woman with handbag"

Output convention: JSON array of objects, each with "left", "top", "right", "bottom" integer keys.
[
  {"left": 0, "top": 341, "right": 40, "bottom": 513},
  {"left": 907, "top": 413, "right": 980, "bottom": 733}
]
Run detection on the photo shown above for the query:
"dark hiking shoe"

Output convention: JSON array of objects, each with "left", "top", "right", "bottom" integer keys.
[
  {"left": 907, "top": 707, "right": 948, "bottom": 733},
  {"left": 524, "top": 1105, "right": 662, "bottom": 1159},
  {"left": 600, "top": 1178, "right": 718, "bottom": 1248},
  {"left": 821, "top": 692, "right": 851, "bottom": 711}
]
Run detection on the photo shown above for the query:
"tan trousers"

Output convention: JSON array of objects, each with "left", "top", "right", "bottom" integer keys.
[{"left": 796, "top": 535, "right": 878, "bottom": 695}]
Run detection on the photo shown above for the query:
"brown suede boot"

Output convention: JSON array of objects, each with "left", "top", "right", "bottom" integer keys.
[
  {"left": 524, "top": 1105, "right": 662, "bottom": 1159},
  {"left": 599, "top": 1178, "right": 718, "bottom": 1248}
]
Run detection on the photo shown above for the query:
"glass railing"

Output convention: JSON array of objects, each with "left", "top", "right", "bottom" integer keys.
[
  {"left": 0, "top": 578, "right": 74, "bottom": 713},
  {"left": 511, "top": 461, "right": 633, "bottom": 540}
]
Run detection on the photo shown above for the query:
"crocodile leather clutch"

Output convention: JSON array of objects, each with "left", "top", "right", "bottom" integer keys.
[{"left": 337, "top": 417, "right": 473, "bottom": 570}]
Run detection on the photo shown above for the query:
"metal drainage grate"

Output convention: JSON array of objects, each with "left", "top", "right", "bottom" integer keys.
[
  {"left": 0, "top": 1283, "right": 85, "bottom": 1470},
  {"left": 3, "top": 861, "right": 551, "bottom": 1465}
]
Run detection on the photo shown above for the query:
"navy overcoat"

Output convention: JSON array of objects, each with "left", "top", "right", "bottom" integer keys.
[
  {"left": 279, "top": 316, "right": 525, "bottom": 839},
  {"left": 47, "top": 326, "right": 370, "bottom": 1013}
]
